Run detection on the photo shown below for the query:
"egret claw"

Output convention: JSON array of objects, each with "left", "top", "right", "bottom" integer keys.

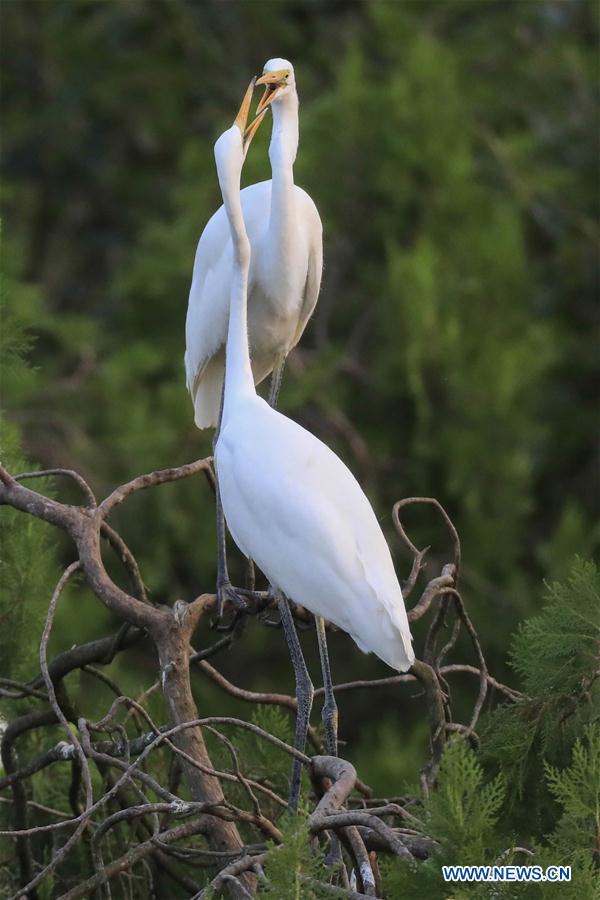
[{"left": 216, "top": 581, "right": 248, "bottom": 618}]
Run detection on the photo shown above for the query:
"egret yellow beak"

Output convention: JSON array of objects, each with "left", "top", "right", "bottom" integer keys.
[
  {"left": 255, "top": 68, "right": 290, "bottom": 115},
  {"left": 234, "top": 78, "right": 268, "bottom": 149}
]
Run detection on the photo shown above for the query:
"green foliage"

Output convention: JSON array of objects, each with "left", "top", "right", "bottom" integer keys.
[
  {"left": 538, "top": 500, "right": 600, "bottom": 583},
  {"left": 261, "top": 813, "right": 330, "bottom": 899},
  {"left": 545, "top": 724, "right": 600, "bottom": 860},
  {"left": 352, "top": 718, "right": 430, "bottom": 795},
  {"left": 512, "top": 559, "right": 600, "bottom": 697},
  {"left": 0, "top": 435, "right": 58, "bottom": 683},
  {"left": 0, "top": 268, "right": 62, "bottom": 683},
  {"left": 482, "top": 559, "right": 600, "bottom": 816},
  {"left": 517, "top": 725, "right": 600, "bottom": 900},
  {"left": 236, "top": 705, "right": 296, "bottom": 800},
  {"left": 201, "top": 703, "right": 299, "bottom": 818},
  {"left": 381, "top": 562, "right": 599, "bottom": 898},
  {"left": 380, "top": 739, "right": 506, "bottom": 899},
  {"left": 248, "top": 704, "right": 295, "bottom": 757},
  {"left": 426, "top": 739, "right": 505, "bottom": 864}
]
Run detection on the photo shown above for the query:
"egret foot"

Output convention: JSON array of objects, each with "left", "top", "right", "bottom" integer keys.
[
  {"left": 216, "top": 582, "right": 271, "bottom": 619},
  {"left": 216, "top": 580, "right": 248, "bottom": 618}
]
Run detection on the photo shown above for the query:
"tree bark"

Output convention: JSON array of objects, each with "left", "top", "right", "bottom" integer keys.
[{"left": 152, "top": 608, "right": 256, "bottom": 897}]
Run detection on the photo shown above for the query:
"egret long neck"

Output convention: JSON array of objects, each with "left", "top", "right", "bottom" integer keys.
[
  {"left": 268, "top": 93, "right": 299, "bottom": 244},
  {"left": 219, "top": 161, "right": 255, "bottom": 415}
]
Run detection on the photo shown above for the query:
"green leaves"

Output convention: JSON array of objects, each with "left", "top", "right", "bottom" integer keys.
[
  {"left": 381, "top": 559, "right": 599, "bottom": 897},
  {"left": 519, "top": 726, "right": 600, "bottom": 900},
  {"left": 379, "top": 738, "right": 506, "bottom": 899},
  {"left": 427, "top": 738, "right": 505, "bottom": 864},
  {"left": 545, "top": 725, "right": 600, "bottom": 849},
  {"left": 483, "top": 559, "right": 600, "bottom": 817},
  {"left": 262, "top": 813, "right": 329, "bottom": 899},
  {"left": 511, "top": 559, "right": 600, "bottom": 698},
  {"left": 0, "top": 285, "right": 62, "bottom": 683}
]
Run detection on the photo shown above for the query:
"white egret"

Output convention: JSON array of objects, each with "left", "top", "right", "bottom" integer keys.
[
  {"left": 213, "top": 86, "right": 415, "bottom": 808},
  {"left": 184, "top": 57, "right": 322, "bottom": 427},
  {"left": 185, "top": 58, "right": 323, "bottom": 611}
]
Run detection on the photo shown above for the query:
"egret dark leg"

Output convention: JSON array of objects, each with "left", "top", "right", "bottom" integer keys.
[
  {"left": 315, "top": 616, "right": 338, "bottom": 757},
  {"left": 268, "top": 355, "right": 287, "bottom": 409},
  {"left": 277, "top": 591, "right": 314, "bottom": 811},
  {"left": 215, "top": 480, "right": 243, "bottom": 616},
  {"left": 314, "top": 615, "right": 342, "bottom": 868}
]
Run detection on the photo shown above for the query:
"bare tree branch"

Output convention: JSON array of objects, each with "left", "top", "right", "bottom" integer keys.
[{"left": 1, "top": 459, "right": 501, "bottom": 898}]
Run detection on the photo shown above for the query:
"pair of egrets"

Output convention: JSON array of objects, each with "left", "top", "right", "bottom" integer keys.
[{"left": 184, "top": 59, "right": 414, "bottom": 808}]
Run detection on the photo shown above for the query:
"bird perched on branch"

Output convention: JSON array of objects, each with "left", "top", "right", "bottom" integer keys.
[
  {"left": 212, "top": 80, "right": 415, "bottom": 808},
  {"left": 185, "top": 57, "right": 323, "bottom": 428},
  {"left": 185, "top": 58, "right": 323, "bottom": 615}
]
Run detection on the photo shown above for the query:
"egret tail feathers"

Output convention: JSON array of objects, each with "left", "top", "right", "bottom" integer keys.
[
  {"left": 386, "top": 597, "right": 415, "bottom": 669},
  {"left": 192, "top": 356, "right": 224, "bottom": 429},
  {"left": 376, "top": 619, "right": 415, "bottom": 672},
  {"left": 351, "top": 620, "right": 413, "bottom": 673},
  {"left": 355, "top": 554, "right": 415, "bottom": 671}
]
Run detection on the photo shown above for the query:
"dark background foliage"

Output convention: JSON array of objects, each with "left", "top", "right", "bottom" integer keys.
[{"left": 2, "top": 0, "right": 598, "bottom": 803}]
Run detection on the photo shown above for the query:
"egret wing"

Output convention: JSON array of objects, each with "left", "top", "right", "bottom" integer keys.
[
  {"left": 291, "top": 191, "right": 323, "bottom": 348},
  {"left": 184, "top": 182, "right": 273, "bottom": 405}
]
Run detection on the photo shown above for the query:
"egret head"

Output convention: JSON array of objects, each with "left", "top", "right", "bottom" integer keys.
[
  {"left": 214, "top": 77, "right": 267, "bottom": 171},
  {"left": 255, "top": 58, "right": 295, "bottom": 114}
]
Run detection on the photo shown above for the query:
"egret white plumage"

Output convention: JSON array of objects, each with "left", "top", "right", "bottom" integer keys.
[
  {"left": 213, "top": 84, "right": 415, "bottom": 807},
  {"left": 185, "top": 58, "right": 322, "bottom": 612},
  {"left": 184, "top": 58, "right": 322, "bottom": 427}
]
